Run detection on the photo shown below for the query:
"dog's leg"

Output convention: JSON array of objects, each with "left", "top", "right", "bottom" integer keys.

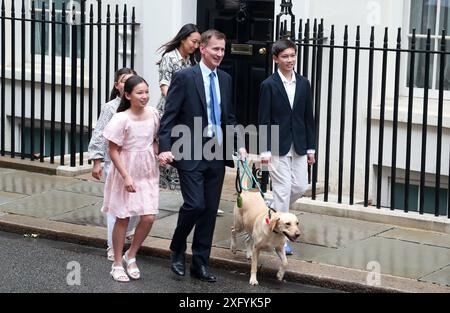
[
  {"left": 275, "top": 246, "right": 288, "bottom": 282},
  {"left": 249, "top": 247, "right": 260, "bottom": 286},
  {"left": 244, "top": 235, "right": 253, "bottom": 260},
  {"left": 230, "top": 226, "right": 237, "bottom": 254}
]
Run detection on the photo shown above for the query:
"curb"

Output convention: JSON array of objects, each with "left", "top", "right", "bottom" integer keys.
[
  {"left": 0, "top": 156, "right": 58, "bottom": 176},
  {"left": 0, "top": 156, "right": 92, "bottom": 177},
  {"left": 1, "top": 213, "right": 449, "bottom": 293}
]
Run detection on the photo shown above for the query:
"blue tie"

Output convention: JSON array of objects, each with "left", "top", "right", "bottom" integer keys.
[{"left": 209, "top": 72, "right": 222, "bottom": 144}]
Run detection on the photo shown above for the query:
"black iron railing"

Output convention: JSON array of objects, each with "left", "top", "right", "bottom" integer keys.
[
  {"left": 269, "top": 17, "right": 450, "bottom": 217},
  {"left": 0, "top": 0, "right": 139, "bottom": 167}
]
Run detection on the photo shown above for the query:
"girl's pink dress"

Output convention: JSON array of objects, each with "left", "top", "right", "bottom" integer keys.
[{"left": 101, "top": 108, "right": 160, "bottom": 218}]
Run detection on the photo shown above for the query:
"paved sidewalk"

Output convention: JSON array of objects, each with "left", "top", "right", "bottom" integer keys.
[{"left": 0, "top": 166, "right": 449, "bottom": 292}]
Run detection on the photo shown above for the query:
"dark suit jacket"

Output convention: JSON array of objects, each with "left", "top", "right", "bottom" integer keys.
[
  {"left": 158, "top": 64, "right": 240, "bottom": 171},
  {"left": 258, "top": 71, "right": 316, "bottom": 156}
]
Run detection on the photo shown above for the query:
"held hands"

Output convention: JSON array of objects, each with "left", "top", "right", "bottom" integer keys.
[
  {"left": 158, "top": 151, "right": 175, "bottom": 166},
  {"left": 124, "top": 175, "right": 136, "bottom": 193},
  {"left": 158, "top": 149, "right": 248, "bottom": 165}
]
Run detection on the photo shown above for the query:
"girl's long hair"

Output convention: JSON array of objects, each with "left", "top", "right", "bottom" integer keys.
[
  {"left": 109, "top": 68, "right": 137, "bottom": 101},
  {"left": 117, "top": 76, "right": 148, "bottom": 113},
  {"left": 157, "top": 23, "right": 200, "bottom": 65}
]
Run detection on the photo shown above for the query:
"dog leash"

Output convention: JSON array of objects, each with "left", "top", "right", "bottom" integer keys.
[
  {"left": 236, "top": 158, "right": 265, "bottom": 197},
  {"left": 234, "top": 156, "right": 276, "bottom": 222}
]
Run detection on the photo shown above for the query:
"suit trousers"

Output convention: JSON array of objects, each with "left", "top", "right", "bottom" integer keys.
[
  {"left": 269, "top": 153, "right": 308, "bottom": 213},
  {"left": 170, "top": 161, "right": 225, "bottom": 267}
]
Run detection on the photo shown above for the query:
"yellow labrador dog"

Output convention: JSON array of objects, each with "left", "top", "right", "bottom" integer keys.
[{"left": 230, "top": 190, "right": 301, "bottom": 286}]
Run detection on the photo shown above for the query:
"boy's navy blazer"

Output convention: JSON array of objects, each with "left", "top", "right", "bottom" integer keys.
[
  {"left": 258, "top": 71, "right": 315, "bottom": 156},
  {"left": 158, "top": 64, "right": 239, "bottom": 171}
]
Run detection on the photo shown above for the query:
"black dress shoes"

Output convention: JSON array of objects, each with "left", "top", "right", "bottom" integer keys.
[
  {"left": 170, "top": 252, "right": 186, "bottom": 276},
  {"left": 190, "top": 265, "right": 217, "bottom": 283}
]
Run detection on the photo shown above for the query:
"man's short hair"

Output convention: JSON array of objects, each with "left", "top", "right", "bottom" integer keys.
[
  {"left": 201, "top": 29, "right": 227, "bottom": 46},
  {"left": 272, "top": 39, "right": 297, "bottom": 57}
]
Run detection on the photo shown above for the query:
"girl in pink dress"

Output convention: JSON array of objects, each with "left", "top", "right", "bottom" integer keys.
[{"left": 102, "top": 75, "right": 160, "bottom": 282}]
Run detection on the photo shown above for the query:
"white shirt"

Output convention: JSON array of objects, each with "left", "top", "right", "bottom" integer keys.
[
  {"left": 278, "top": 69, "right": 296, "bottom": 109},
  {"left": 200, "top": 60, "right": 221, "bottom": 137},
  {"left": 278, "top": 69, "right": 297, "bottom": 157}
]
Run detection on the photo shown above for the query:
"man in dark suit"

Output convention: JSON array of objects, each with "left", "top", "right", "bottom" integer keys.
[
  {"left": 259, "top": 39, "right": 316, "bottom": 255},
  {"left": 158, "top": 29, "right": 246, "bottom": 282}
]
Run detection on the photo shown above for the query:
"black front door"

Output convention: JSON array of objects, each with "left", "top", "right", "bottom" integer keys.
[{"left": 197, "top": 0, "right": 274, "bottom": 128}]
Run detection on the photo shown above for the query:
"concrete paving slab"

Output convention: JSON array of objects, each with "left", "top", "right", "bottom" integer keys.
[
  {"left": 210, "top": 211, "right": 236, "bottom": 243},
  {"left": 214, "top": 233, "right": 248, "bottom": 252},
  {"left": 310, "top": 237, "right": 450, "bottom": 280},
  {"left": 159, "top": 190, "right": 184, "bottom": 212},
  {"left": 74, "top": 172, "right": 97, "bottom": 181},
  {"left": 421, "top": 265, "right": 450, "bottom": 286},
  {"left": 0, "top": 191, "right": 27, "bottom": 205},
  {"left": 0, "top": 168, "right": 15, "bottom": 175},
  {"left": 0, "top": 171, "right": 75, "bottom": 195},
  {"left": 56, "top": 180, "right": 105, "bottom": 197},
  {"left": 218, "top": 200, "right": 237, "bottom": 214},
  {"left": 296, "top": 211, "right": 393, "bottom": 248},
  {"left": 0, "top": 190, "right": 102, "bottom": 219},
  {"left": 52, "top": 203, "right": 175, "bottom": 228},
  {"left": 157, "top": 209, "right": 177, "bottom": 220},
  {"left": 150, "top": 213, "right": 180, "bottom": 240},
  {"left": 287, "top": 242, "right": 338, "bottom": 261},
  {"left": 380, "top": 228, "right": 450, "bottom": 249},
  {"left": 150, "top": 203, "right": 235, "bottom": 243},
  {"left": 50, "top": 202, "right": 106, "bottom": 227}
]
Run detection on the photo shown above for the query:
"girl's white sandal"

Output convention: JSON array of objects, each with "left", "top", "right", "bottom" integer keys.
[
  {"left": 110, "top": 265, "right": 130, "bottom": 282},
  {"left": 123, "top": 251, "right": 140, "bottom": 280}
]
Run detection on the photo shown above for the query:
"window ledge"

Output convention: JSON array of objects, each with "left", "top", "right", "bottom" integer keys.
[
  {"left": 371, "top": 96, "right": 450, "bottom": 129},
  {"left": 0, "top": 63, "right": 92, "bottom": 89}
]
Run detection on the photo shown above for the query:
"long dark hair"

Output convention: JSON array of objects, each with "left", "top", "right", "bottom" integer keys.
[
  {"left": 117, "top": 76, "right": 148, "bottom": 113},
  {"left": 109, "top": 68, "right": 137, "bottom": 101},
  {"left": 157, "top": 23, "right": 200, "bottom": 65}
]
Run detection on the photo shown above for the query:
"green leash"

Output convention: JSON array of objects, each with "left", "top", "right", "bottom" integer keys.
[{"left": 235, "top": 159, "right": 267, "bottom": 211}]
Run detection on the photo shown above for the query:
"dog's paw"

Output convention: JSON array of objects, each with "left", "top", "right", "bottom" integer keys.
[
  {"left": 276, "top": 271, "right": 285, "bottom": 281},
  {"left": 249, "top": 278, "right": 259, "bottom": 286},
  {"left": 246, "top": 251, "right": 252, "bottom": 260},
  {"left": 230, "top": 244, "right": 237, "bottom": 254}
]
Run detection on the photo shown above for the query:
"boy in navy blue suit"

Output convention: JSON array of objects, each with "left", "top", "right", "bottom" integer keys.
[{"left": 259, "top": 39, "right": 316, "bottom": 255}]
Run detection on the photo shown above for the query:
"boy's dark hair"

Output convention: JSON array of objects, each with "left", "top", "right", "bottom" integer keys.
[{"left": 271, "top": 39, "right": 297, "bottom": 57}]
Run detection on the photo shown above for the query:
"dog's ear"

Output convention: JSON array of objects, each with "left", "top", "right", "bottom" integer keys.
[{"left": 269, "top": 217, "right": 280, "bottom": 232}]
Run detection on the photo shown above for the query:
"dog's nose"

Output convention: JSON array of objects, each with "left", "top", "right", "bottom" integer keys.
[{"left": 294, "top": 232, "right": 301, "bottom": 239}]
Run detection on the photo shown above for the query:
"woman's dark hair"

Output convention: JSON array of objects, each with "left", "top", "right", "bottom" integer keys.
[
  {"left": 157, "top": 23, "right": 200, "bottom": 65},
  {"left": 109, "top": 68, "right": 137, "bottom": 101},
  {"left": 117, "top": 76, "right": 148, "bottom": 113}
]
